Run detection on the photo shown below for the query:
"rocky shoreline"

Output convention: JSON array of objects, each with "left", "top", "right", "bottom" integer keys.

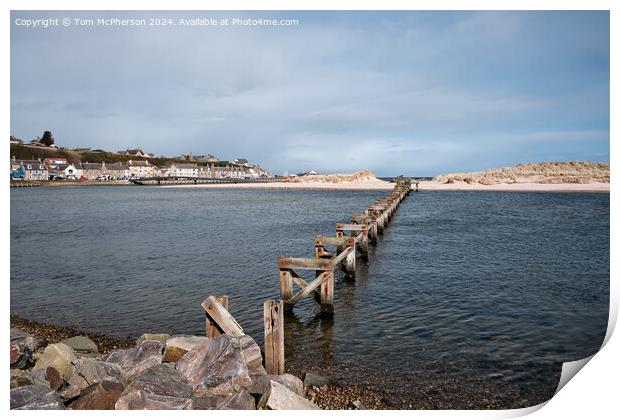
[{"left": 9, "top": 316, "right": 391, "bottom": 410}]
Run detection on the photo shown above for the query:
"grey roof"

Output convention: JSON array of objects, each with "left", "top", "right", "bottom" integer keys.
[
  {"left": 106, "top": 163, "right": 127, "bottom": 170},
  {"left": 19, "top": 160, "right": 47, "bottom": 170},
  {"left": 172, "top": 163, "right": 199, "bottom": 169},
  {"left": 127, "top": 160, "right": 155, "bottom": 167},
  {"left": 81, "top": 163, "right": 103, "bottom": 170}
]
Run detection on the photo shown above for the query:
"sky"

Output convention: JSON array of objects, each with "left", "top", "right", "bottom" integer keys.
[{"left": 10, "top": 11, "right": 610, "bottom": 176}]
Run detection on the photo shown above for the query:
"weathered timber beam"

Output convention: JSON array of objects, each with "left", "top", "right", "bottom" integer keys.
[
  {"left": 336, "top": 223, "right": 365, "bottom": 231},
  {"left": 278, "top": 256, "right": 334, "bottom": 270},
  {"left": 315, "top": 236, "right": 348, "bottom": 246},
  {"left": 332, "top": 246, "right": 354, "bottom": 266},
  {"left": 201, "top": 295, "right": 244, "bottom": 336},
  {"left": 287, "top": 272, "right": 330, "bottom": 305},
  {"left": 289, "top": 269, "right": 321, "bottom": 300}
]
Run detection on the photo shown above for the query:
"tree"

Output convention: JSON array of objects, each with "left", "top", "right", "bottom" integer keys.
[{"left": 40, "top": 130, "right": 54, "bottom": 147}]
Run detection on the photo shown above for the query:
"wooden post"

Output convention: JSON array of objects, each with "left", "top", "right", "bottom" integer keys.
[
  {"left": 280, "top": 269, "right": 294, "bottom": 313},
  {"left": 205, "top": 295, "right": 228, "bottom": 338},
  {"left": 264, "top": 300, "right": 284, "bottom": 375},
  {"left": 320, "top": 269, "right": 334, "bottom": 315},
  {"left": 345, "top": 238, "right": 356, "bottom": 279}
]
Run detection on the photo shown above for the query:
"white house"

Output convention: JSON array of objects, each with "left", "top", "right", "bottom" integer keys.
[
  {"left": 169, "top": 163, "right": 200, "bottom": 178},
  {"left": 64, "top": 164, "right": 83, "bottom": 180}
]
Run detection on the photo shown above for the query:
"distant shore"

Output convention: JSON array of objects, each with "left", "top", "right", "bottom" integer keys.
[{"left": 417, "top": 180, "right": 609, "bottom": 192}]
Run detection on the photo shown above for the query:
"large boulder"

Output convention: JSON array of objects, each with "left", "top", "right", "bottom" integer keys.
[
  {"left": 192, "top": 390, "right": 256, "bottom": 409},
  {"left": 67, "top": 358, "right": 125, "bottom": 390},
  {"left": 136, "top": 333, "right": 170, "bottom": 346},
  {"left": 33, "top": 343, "right": 76, "bottom": 380},
  {"left": 271, "top": 374, "right": 304, "bottom": 396},
  {"left": 69, "top": 381, "right": 125, "bottom": 410},
  {"left": 258, "top": 380, "right": 319, "bottom": 410},
  {"left": 115, "top": 389, "right": 194, "bottom": 410},
  {"left": 247, "top": 373, "right": 304, "bottom": 396},
  {"left": 10, "top": 384, "right": 65, "bottom": 410},
  {"left": 124, "top": 364, "right": 192, "bottom": 398},
  {"left": 62, "top": 336, "right": 99, "bottom": 357},
  {"left": 104, "top": 340, "right": 164, "bottom": 380},
  {"left": 238, "top": 335, "right": 264, "bottom": 374},
  {"left": 163, "top": 336, "right": 208, "bottom": 363},
  {"left": 175, "top": 335, "right": 252, "bottom": 397}
]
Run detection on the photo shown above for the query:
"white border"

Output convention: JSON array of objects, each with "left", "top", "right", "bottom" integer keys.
[{"left": 3, "top": 2, "right": 616, "bottom": 420}]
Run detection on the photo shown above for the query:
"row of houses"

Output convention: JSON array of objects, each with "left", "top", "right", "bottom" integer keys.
[{"left": 10, "top": 157, "right": 271, "bottom": 181}]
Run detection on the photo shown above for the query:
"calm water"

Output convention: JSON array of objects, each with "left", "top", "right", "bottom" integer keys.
[{"left": 10, "top": 186, "right": 609, "bottom": 408}]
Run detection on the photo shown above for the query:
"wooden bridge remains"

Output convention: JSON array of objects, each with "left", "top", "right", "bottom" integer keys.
[{"left": 195, "top": 177, "right": 415, "bottom": 376}]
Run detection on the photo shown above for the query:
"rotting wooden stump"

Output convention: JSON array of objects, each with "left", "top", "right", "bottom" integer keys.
[{"left": 264, "top": 300, "right": 284, "bottom": 375}]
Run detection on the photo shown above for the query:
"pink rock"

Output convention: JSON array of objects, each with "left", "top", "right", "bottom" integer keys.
[{"left": 175, "top": 335, "right": 252, "bottom": 396}]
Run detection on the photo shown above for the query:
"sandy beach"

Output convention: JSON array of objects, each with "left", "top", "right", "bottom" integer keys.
[{"left": 417, "top": 181, "right": 610, "bottom": 192}]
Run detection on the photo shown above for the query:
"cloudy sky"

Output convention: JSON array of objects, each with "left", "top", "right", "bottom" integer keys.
[{"left": 11, "top": 11, "right": 609, "bottom": 176}]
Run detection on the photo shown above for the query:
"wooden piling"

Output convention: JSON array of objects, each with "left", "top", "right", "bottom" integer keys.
[
  {"left": 345, "top": 238, "right": 356, "bottom": 279},
  {"left": 279, "top": 269, "right": 294, "bottom": 312},
  {"left": 320, "top": 270, "right": 334, "bottom": 315},
  {"left": 264, "top": 300, "right": 285, "bottom": 375}
]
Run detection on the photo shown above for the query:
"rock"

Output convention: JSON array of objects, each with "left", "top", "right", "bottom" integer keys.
[
  {"left": 69, "top": 381, "right": 125, "bottom": 410},
  {"left": 163, "top": 335, "right": 208, "bottom": 363},
  {"left": 45, "top": 366, "right": 63, "bottom": 390},
  {"left": 11, "top": 328, "right": 47, "bottom": 353},
  {"left": 115, "top": 389, "right": 194, "bottom": 410},
  {"left": 62, "top": 336, "right": 99, "bottom": 357},
  {"left": 303, "top": 372, "right": 340, "bottom": 388},
  {"left": 10, "top": 343, "right": 33, "bottom": 369},
  {"left": 350, "top": 399, "right": 366, "bottom": 410},
  {"left": 238, "top": 335, "right": 264, "bottom": 374},
  {"left": 383, "top": 395, "right": 400, "bottom": 408},
  {"left": 193, "top": 390, "right": 256, "bottom": 409},
  {"left": 10, "top": 384, "right": 65, "bottom": 410},
  {"left": 10, "top": 369, "right": 34, "bottom": 389},
  {"left": 176, "top": 334, "right": 252, "bottom": 396},
  {"left": 271, "top": 373, "right": 304, "bottom": 396},
  {"left": 105, "top": 340, "right": 164, "bottom": 380},
  {"left": 125, "top": 364, "right": 192, "bottom": 398},
  {"left": 67, "top": 358, "right": 125, "bottom": 390},
  {"left": 57, "top": 384, "right": 82, "bottom": 401},
  {"left": 33, "top": 343, "right": 76, "bottom": 380},
  {"left": 136, "top": 333, "right": 170, "bottom": 346},
  {"left": 258, "top": 380, "right": 319, "bottom": 410},
  {"left": 247, "top": 373, "right": 271, "bottom": 395}
]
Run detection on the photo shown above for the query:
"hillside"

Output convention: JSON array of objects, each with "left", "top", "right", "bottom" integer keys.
[
  {"left": 10, "top": 144, "right": 221, "bottom": 167},
  {"left": 433, "top": 162, "right": 610, "bottom": 185}
]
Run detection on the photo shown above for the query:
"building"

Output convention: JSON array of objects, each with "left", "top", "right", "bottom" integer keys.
[
  {"left": 169, "top": 163, "right": 199, "bottom": 178},
  {"left": 10, "top": 136, "right": 23, "bottom": 144},
  {"left": 48, "top": 163, "right": 69, "bottom": 180},
  {"left": 64, "top": 164, "right": 83, "bottom": 180},
  {"left": 43, "top": 157, "right": 69, "bottom": 169},
  {"left": 158, "top": 167, "right": 170, "bottom": 177},
  {"left": 19, "top": 160, "right": 48, "bottom": 180},
  {"left": 126, "top": 160, "right": 158, "bottom": 178},
  {"left": 122, "top": 148, "right": 154, "bottom": 158},
  {"left": 105, "top": 162, "right": 129, "bottom": 179},
  {"left": 80, "top": 162, "right": 105, "bottom": 180}
]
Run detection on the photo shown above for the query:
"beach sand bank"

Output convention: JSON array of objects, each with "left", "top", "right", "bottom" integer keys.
[{"left": 417, "top": 181, "right": 609, "bottom": 192}]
